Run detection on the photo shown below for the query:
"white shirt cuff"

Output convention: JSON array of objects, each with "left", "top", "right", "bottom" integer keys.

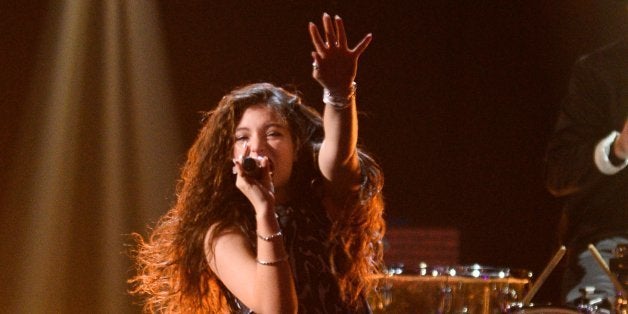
[{"left": 594, "top": 131, "right": 628, "bottom": 175}]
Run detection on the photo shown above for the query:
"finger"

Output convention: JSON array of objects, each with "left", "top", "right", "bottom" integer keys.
[
  {"left": 243, "top": 141, "right": 251, "bottom": 158},
  {"left": 335, "top": 16, "right": 348, "bottom": 48},
  {"left": 311, "top": 51, "right": 321, "bottom": 69},
  {"left": 235, "top": 140, "right": 250, "bottom": 162},
  {"left": 311, "top": 52, "right": 323, "bottom": 79},
  {"left": 311, "top": 52, "right": 322, "bottom": 64},
  {"left": 232, "top": 159, "right": 243, "bottom": 176},
  {"left": 308, "top": 22, "right": 326, "bottom": 56},
  {"left": 259, "top": 157, "right": 272, "bottom": 178},
  {"left": 351, "top": 33, "right": 373, "bottom": 58},
  {"left": 322, "top": 13, "right": 336, "bottom": 46},
  {"left": 232, "top": 159, "right": 238, "bottom": 175},
  {"left": 258, "top": 157, "right": 275, "bottom": 195}
]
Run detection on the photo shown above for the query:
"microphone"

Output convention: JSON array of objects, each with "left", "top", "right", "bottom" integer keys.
[{"left": 241, "top": 156, "right": 262, "bottom": 179}]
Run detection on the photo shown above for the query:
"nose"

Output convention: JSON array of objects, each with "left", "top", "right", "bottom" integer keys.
[{"left": 247, "top": 134, "right": 266, "bottom": 157}]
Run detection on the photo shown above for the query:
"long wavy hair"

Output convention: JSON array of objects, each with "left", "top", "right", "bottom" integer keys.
[{"left": 129, "top": 83, "right": 385, "bottom": 313}]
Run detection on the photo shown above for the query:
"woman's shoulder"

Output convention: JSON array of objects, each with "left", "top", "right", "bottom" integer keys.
[
  {"left": 205, "top": 223, "right": 253, "bottom": 254},
  {"left": 204, "top": 223, "right": 256, "bottom": 274},
  {"left": 206, "top": 222, "right": 250, "bottom": 240}
]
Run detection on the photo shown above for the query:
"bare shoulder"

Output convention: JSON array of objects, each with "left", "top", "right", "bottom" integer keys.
[{"left": 204, "top": 224, "right": 254, "bottom": 275}]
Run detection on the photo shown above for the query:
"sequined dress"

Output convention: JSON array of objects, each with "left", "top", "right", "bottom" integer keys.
[{"left": 223, "top": 201, "right": 372, "bottom": 313}]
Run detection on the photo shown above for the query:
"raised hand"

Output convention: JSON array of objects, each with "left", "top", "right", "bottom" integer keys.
[{"left": 308, "top": 13, "right": 372, "bottom": 94}]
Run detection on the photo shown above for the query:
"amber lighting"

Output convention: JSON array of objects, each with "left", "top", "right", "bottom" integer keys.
[{"left": 10, "top": 1, "right": 181, "bottom": 312}]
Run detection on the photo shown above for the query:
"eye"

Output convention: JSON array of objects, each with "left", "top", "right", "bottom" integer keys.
[
  {"left": 234, "top": 134, "right": 248, "bottom": 142},
  {"left": 266, "top": 130, "right": 284, "bottom": 138},
  {"left": 267, "top": 124, "right": 290, "bottom": 137}
]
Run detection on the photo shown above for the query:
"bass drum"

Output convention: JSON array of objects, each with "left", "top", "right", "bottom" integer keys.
[{"left": 368, "top": 264, "right": 531, "bottom": 314}]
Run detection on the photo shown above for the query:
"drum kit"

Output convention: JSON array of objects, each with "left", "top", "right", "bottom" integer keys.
[{"left": 368, "top": 244, "right": 628, "bottom": 313}]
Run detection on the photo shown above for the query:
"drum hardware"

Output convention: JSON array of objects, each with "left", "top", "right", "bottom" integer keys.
[
  {"left": 507, "top": 288, "right": 610, "bottom": 314},
  {"left": 610, "top": 244, "right": 628, "bottom": 314},
  {"left": 589, "top": 243, "right": 628, "bottom": 313},
  {"left": 570, "top": 286, "right": 611, "bottom": 314},
  {"left": 588, "top": 244, "right": 628, "bottom": 297},
  {"left": 506, "top": 288, "right": 609, "bottom": 314},
  {"left": 440, "top": 285, "right": 453, "bottom": 313},
  {"left": 506, "top": 246, "right": 584, "bottom": 314}
]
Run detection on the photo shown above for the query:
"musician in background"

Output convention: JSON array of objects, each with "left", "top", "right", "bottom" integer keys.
[{"left": 545, "top": 7, "right": 628, "bottom": 309}]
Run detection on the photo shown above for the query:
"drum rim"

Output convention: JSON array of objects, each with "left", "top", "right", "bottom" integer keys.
[{"left": 383, "top": 263, "right": 532, "bottom": 280}]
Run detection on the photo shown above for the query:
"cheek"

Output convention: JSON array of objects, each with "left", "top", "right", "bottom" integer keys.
[
  {"left": 282, "top": 153, "right": 297, "bottom": 178},
  {"left": 275, "top": 158, "right": 294, "bottom": 184},
  {"left": 275, "top": 147, "right": 294, "bottom": 170},
  {"left": 278, "top": 144, "right": 297, "bottom": 165}
]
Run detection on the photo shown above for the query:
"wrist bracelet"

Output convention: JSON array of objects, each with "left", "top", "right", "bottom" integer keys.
[
  {"left": 256, "top": 254, "right": 289, "bottom": 266},
  {"left": 323, "top": 81, "right": 357, "bottom": 110},
  {"left": 257, "top": 230, "right": 282, "bottom": 241}
]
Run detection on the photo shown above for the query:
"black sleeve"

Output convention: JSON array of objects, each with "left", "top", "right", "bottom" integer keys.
[{"left": 545, "top": 57, "right": 615, "bottom": 197}]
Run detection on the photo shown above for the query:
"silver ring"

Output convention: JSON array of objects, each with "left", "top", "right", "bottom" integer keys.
[{"left": 312, "top": 62, "right": 319, "bottom": 70}]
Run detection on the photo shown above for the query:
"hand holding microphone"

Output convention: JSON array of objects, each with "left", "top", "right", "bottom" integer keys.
[
  {"left": 233, "top": 141, "right": 275, "bottom": 206},
  {"left": 242, "top": 156, "right": 263, "bottom": 179},
  {"left": 234, "top": 141, "right": 268, "bottom": 180}
]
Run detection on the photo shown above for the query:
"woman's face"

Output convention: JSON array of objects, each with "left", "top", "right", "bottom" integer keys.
[{"left": 233, "top": 104, "right": 297, "bottom": 195}]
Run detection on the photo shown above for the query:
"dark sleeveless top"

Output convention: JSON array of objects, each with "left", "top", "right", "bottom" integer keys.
[{"left": 222, "top": 201, "right": 372, "bottom": 313}]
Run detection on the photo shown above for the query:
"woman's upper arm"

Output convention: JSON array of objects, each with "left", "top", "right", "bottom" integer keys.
[
  {"left": 205, "top": 228, "right": 257, "bottom": 307},
  {"left": 319, "top": 147, "right": 362, "bottom": 205}
]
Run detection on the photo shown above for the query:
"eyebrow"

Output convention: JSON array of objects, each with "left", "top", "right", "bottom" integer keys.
[{"left": 235, "top": 123, "right": 288, "bottom": 132}]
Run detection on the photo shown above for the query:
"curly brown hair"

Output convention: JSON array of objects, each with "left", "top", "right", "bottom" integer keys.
[{"left": 129, "top": 83, "right": 385, "bottom": 313}]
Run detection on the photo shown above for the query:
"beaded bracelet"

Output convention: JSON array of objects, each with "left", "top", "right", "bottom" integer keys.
[
  {"left": 256, "top": 254, "right": 289, "bottom": 266},
  {"left": 257, "top": 230, "right": 283, "bottom": 241},
  {"left": 323, "top": 81, "right": 357, "bottom": 110}
]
